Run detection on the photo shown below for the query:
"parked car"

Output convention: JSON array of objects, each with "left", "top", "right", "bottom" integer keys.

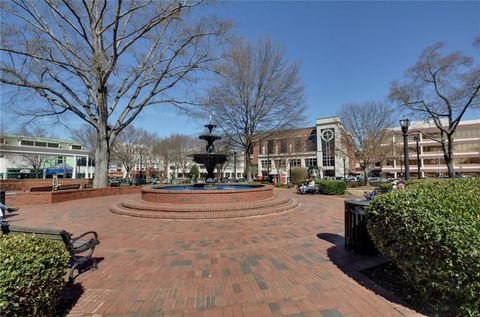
[
  {"left": 108, "top": 178, "right": 121, "bottom": 187},
  {"left": 132, "top": 177, "right": 147, "bottom": 186}
]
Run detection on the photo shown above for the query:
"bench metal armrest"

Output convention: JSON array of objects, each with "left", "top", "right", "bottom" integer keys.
[{"left": 71, "top": 231, "right": 98, "bottom": 243}]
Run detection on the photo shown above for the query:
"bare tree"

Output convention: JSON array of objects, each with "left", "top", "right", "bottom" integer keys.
[
  {"left": 169, "top": 134, "right": 200, "bottom": 179},
  {"left": 70, "top": 124, "right": 97, "bottom": 154},
  {"left": 1, "top": 0, "right": 230, "bottom": 187},
  {"left": 338, "top": 102, "right": 395, "bottom": 185},
  {"left": 390, "top": 41, "right": 480, "bottom": 177},
  {"left": 20, "top": 126, "right": 51, "bottom": 178},
  {"left": 111, "top": 125, "right": 144, "bottom": 181},
  {"left": 153, "top": 137, "right": 173, "bottom": 181},
  {"left": 204, "top": 38, "right": 306, "bottom": 181}
]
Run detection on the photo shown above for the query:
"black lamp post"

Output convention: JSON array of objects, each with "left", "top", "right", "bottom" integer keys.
[
  {"left": 267, "top": 139, "right": 270, "bottom": 176},
  {"left": 413, "top": 134, "right": 421, "bottom": 179},
  {"left": 233, "top": 151, "right": 237, "bottom": 181},
  {"left": 400, "top": 118, "right": 410, "bottom": 181},
  {"left": 343, "top": 157, "right": 346, "bottom": 180}
]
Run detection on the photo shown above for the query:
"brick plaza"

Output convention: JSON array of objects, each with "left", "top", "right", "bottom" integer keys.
[{"left": 8, "top": 188, "right": 422, "bottom": 316}]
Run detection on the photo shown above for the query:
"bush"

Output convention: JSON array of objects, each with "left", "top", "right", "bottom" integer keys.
[
  {"left": 290, "top": 167, "right": 308, "bottom": 186},
  {"left": 347, "top": 181, "right": 363, "bottom": 188},
  {"left": 315, "top": 180, "right": 347, "bottom": 195},
  {"left": 0, "top": 234, "right": 70, "bottom": 316},
  {"left": 378, "top": 182, "right": 393, "bottom": 191},
  {"left": 367, "top": 179, "right": 480, "bottom": 316}
]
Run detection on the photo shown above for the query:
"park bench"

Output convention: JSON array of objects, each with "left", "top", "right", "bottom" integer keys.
[
  {"left": 1, "top": 224, "right": 100, "bottom": 281},
  {"left": 57, "top": 184, "right": 81, "bottom": 190},
  {"left": 30, "top": 186, "right": 54, "bottom": 192}
]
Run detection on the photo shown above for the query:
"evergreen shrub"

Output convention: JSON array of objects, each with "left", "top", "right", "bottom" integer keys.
[
  {"left": 367, "top": 179, "right": 480, "bottom": 316},
  {"left": 0, "top": 234, "right": 69, "bottom": 316},
  {"left": 315, "top": 180, "right": 347, "bottom": 195}
]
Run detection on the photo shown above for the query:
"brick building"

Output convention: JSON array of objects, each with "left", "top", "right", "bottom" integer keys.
[{"left": 252, "top": 116, "right": 353, "bottom": 182}]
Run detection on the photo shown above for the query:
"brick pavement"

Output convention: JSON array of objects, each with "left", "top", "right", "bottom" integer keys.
[{"left": 6, "top": 188, "right": 423, "bottom": 317}]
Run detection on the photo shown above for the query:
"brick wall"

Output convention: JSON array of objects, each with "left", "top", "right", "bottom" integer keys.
[
  {"left": 142, "top": 185, "right": 273, "bottom": 204},
  {"left": 0, "top": 179, "right": 92, "bottom": 191},
  {"left": 5, "top": 186, "right": 141, "bottom": 206}
]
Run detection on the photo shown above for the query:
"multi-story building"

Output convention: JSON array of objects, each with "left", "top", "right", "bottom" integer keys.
[
  {"left": 252, "top": 116, "right": 352, "bottom": 182},
  {"left": 379, "top": 119, "right": 480, "bottom": 178},
  {"left": 0, "top": 134, "right": 94, "bottom": 179}
]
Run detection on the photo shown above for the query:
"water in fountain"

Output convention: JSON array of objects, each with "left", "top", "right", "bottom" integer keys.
[{"left": 191, "top": 121, "right": 227, "bottom": 185}]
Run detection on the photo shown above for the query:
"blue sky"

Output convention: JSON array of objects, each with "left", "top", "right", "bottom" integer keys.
[
  {"left": 2, "top": 1, "right": 479, "bottom": 138},
  {"left": 134, "top": 0, "right": 480, "bottom": 137}
]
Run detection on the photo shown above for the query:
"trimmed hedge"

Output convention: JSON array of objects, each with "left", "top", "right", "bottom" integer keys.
[
  {"left": 0, "top": 234, "right": 70, "bottom": 316},
  {"left": 367, "top": 179, "right": 480, "bottom": 316},
  {"left": 315, "top": 180, "right": 347, "bottom": 195}
]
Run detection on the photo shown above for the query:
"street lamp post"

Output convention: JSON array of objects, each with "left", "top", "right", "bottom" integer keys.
[
  {"left": 233, "top": 151, "right": 237, "bottom": 181},
  {"left": 400, "top": 118, "right": 410, "bottom": 181},
  {"left": 343, "top": 157, "right": 346, "bottom": 180},
  {"left": 413, "top": 134, "right": 421, "bottom": 179},
  {"left": 267, "top": 139, "right": 270, "bottom": 176}
]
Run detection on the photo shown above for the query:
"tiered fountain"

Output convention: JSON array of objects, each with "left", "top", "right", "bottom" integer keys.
[
  {"left": 110, "top": 121, "right": 298, "bottom": 219},
  {"left": 191, "top": 121, "right": 227, "bottom": 184}
]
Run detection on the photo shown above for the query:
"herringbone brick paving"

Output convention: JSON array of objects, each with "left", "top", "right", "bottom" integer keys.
[{"left": 7, "top": 188, "right": 422, "bottom": 316}]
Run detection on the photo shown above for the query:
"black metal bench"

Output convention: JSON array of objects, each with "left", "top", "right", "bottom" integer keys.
[{"left": 1, "top": 224, "right": 100, "bottom": 281}]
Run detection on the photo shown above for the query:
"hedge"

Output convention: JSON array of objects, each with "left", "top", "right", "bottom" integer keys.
[
  {"left": 367, "top": 179, "right": 480, "bottom": 316},
  {"left": 315, "top": 179, "right": 347, "bottom": 195},
  {"left": 0, "top": 234, "right": 70, "bottom": 316}
]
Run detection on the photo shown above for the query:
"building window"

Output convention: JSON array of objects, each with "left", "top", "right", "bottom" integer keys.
[
  {"left": 261, "top": 160, "right": 271, "bottom": 168},
  {"left": 280, "top": 139, "right": 287, "bottom": 153},
  {"left": 34, "top": 141, "right": 47, "bottom": 147},
  {"left": 305, "top": 158, "right": 317, "bottom": 167},
  {"left": 20, "top": 140, "right": 34, "bottom": 146},
  {"left": 294, "top": 137, "right": 302, "bottom": 152},
  {"left": 289, "top": 159, "right": 301, "bottom": 168},
  {"left": 57, "top": 156, "right": 64, "bottom": 164},
  {"left": 321, "top": 129, "right": 335, "bottom": 168},
  {"left": 48, "top": 143, "right": 60, "bottom": 148},
  {"left": 307, "top": 131, "right": 317, "bottom": 151},
  {"left": 71, "top": 144, "right": 82, "bottom": 150},
  {"left": 268, "top": 139, "right": 274, "bottom": 154}
]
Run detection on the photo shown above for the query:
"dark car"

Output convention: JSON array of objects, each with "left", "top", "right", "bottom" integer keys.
[
  {"left": 109, "top": 178, "right": 121, "bottom": 187},
  {"left": 132, "top": 177, "right": 147, "bottom": 186}
]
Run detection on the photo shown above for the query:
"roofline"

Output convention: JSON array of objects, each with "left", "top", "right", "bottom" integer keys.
[{"left": 0, "top": 133, "right": 81, "bottom": 145}]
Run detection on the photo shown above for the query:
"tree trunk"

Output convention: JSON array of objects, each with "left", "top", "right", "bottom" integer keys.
[
  {"left": 244, "top": 145, "right": 252, "bottom": 181},
  {"left": 363, "top": 168, "right": 368, "bottom": 186},
  {"left": 445, "top": 134, "right": 455, "bottom": 178},
  {"left": 93, "top": 130, "right": 110, "bottom": 188}
]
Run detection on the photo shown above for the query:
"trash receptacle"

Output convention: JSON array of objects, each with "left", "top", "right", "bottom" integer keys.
[{"left": 344, "top": 199, "right": 378, "bottom": 255}]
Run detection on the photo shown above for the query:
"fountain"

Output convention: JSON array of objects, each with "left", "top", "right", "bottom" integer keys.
[
  {"left": 109, "top": 120, "right": 298, "bottom": 219},
  {"left": 191, "top": 121, "right": 227, "bottom": 183}
]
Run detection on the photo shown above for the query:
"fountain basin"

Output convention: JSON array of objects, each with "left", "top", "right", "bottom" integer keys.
[{"left": 142, "top": 184, "right": 273, "bottom": 204}]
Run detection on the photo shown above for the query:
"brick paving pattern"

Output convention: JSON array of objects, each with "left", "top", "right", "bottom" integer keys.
[{"left": 7, "top": 188, "right": 423, "bottom": 316}]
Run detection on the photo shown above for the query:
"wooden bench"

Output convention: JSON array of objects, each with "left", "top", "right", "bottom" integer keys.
[
  {"left": 1, "top": 224, "right": 100, "bottom": 281},
  {"left": 30, "top": 186, "right": 53, "bottom": 192},
  {"left": 57, "top": 184, "right": 81, "bottom": 190}
]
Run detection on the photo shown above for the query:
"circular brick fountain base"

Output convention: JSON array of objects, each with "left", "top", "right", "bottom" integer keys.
[{"left": 110, "top": 185, "right": 298, "bottom": 219}]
